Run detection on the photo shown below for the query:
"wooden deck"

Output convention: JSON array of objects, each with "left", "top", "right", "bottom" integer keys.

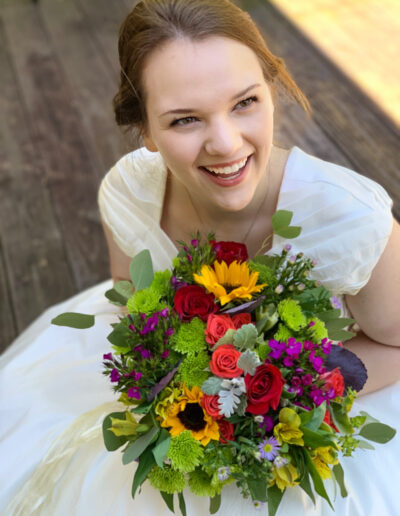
[{"left": 1, "top": 0, "right": 399, "bottom": 352}]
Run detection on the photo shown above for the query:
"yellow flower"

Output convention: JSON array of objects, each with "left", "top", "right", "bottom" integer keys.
[
  {"left": 272, "top": 463, "right": 299, "bottom": 491},
  {"left": 312, "top": 446, "right": 339, "bottom": 479},
  {"left": 274, "top": 407, "right": 304, "bottom": 446},
  {"left": 155, "top": 385, "right": 184, "bottom": 420},
  {"left": 161, "top": 385, "right": 220, "bottom": 446},
  {"left": 193, "top": 260, "right": 266, "bottom": 306}
]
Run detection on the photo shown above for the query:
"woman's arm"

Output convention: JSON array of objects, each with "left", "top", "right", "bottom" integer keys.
[
  {"left": 345, "top": 218, "right": 400, "bottom": 347},
  {"left": 101, "top": 219, "right": 132, "bottom": 283}
]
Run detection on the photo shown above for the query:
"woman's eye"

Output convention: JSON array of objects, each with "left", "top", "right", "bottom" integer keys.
[
  {"left": 236, "top": 96, "right": 258, "bottom": 109},
  {"left": 171, "top": 116, "right": 197, "bottom": 127}
]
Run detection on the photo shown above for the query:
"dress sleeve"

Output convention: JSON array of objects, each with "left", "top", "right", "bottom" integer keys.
[{"left": 270, "top": 148, "right": 394, "bottom": 296}]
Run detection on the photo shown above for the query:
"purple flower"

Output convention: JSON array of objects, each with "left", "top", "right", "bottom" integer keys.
[
  {"left": 191, "top": 239, "right": 199, "bottom": 248},
  {"left": 110, "top": 368, "right": 121, "bottom": 383},
  {"left": 308, "top": 321, "right": 315, "bottom": 328},
  {"left": 183, "top": 246, "right": 189, "bottom": 253},
  {"left": 283, "top": 356, "right": 294, "bottom": 367},
  {"left": 217, "top": 466, "right": 230, "bottom": 481},
  {"left": 160, "top": 307, "right": 170, "bottom": 318},
  {"left": 140, "top": 313, "right": 146, "bottom": 321},
  {"left": 295, "top": 367, "right": 304, "bottom": 374},
  {"left": 286, "top": 337, "right": 302, "bottom": 358},
  {"left": 161, "top": 350, "right": 170, "bottom": 359},
  {"left": 103, "top": 353, "right": 113, "bottom": 361},
  {"left": 253, "top": 501, "right": 265, "bottom": 511},
  {"left": 134, "top": 345, "right": 143, "bottom": 353},
  {"left": 288, "top": 385, "right": 304, "bottom": 397},
  {"left": 140, "top": 349, "right": 153, "bottom": 359},
  {"left": 258, "top": 415, "right": 274, "bottom": 433},
  {"left": 128, "top": 387, "right": 141, "bottom": 400},
  {"left": 268, "top": 339, "right": 286, "bottom": 360},
  {"left": 289, "top": 255, "right": 297, "bottom": 264},
  {"left": 321, "top": 338, "right": 332, "bottom": 354},
  {"left": 187, "top": 254, "right": 193, "bottom": 263},
  {"left": 309, "top": 350, "right": 324, "bottom": 373},
  {"left": 124, "top": 370, "right": 143, "bottom": 381},
  {"left": 303, "top": 340, "right": 315, "bottom": 351},
  {"left": 258, "top": 437, "right": 281, "bottom": 460},
  {"left": 140, "top": 314, "right": 159, "bottom": 335},
  {"left": 291, "top": 376, "right": 302, "bottom": 387},
  {"left": 330, "top": 295, "right": 342, "bottom": 310},
  {"left": 311, "top": 259, "right": 318, "bottom": 267},
  {"left": 309, "top": 387, "right": 325, "bottom": 406},
  {"left": 164, "top": 328, "right": 174, "bottom": 337},
  {"left": 128, "top": 324, "right": 135, "bottom": 332},
  {"left": 284, "top": 244, "right": 292, "bottom": 252},
  {"left": 274, "top": 284, "right": 284, "bottom": 294},
  {"left": 301, "top": 373, "right": 313, "bottom": 386}
]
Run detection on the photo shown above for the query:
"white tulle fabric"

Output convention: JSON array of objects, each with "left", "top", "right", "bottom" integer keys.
[{"left": 1, "top": 147, "right": 399, "bottom": 516}]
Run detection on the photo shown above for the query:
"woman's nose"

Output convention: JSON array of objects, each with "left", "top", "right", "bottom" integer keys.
[{"left": 203, "top": 118, "right": 243, "bottom": 157}]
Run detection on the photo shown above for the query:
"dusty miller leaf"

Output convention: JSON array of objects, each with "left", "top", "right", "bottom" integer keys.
[
  {"left": 218, "top": 387, "right": 242, "bottom": 417},
  {"left": 237, "top": 349, "right": 260, "bottom": 376},
  {"left": 233, "top": 324, "right": 258, "bottom": 350},
  {"left": 201, "top": 376, "right": 223, "bottom": 395}
]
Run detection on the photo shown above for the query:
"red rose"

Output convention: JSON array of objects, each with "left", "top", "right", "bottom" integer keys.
[
  {"left": 205, "top": 314, "right": 235, "bottom": 346},
  {"left": 323, "top": 409, "right": 339, "bottom": 432},
  {"left": 174, "top": 285, "right": 218, "bottom": 322},
  {"left": 319, "top": 368, "right": 345, "bottom": 397},
  {"left": 219, "top": 419, "right": 235, "bottom": 443},
  {"left": 201, "top": 394, "right": 222, "bottom": 419},
  {"left": 245, "top": 364, "right": 284, "bottom": 415},
  {"left": 232, "top": 313, "right": 252, "bottom": 329},
  {"left": 210, "top": 344, "right": 244, "bottom": 378},
  {"left": 210, "top": 240, "right": 248, "bottom": 265}
]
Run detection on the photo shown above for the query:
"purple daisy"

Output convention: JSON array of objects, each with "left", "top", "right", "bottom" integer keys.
[{"left": 258, "top": 437, "right": 281, "bottom": 461}]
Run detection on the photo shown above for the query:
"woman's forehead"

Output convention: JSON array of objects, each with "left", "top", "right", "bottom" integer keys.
[{"left": 142, "top": 36, "right": 266, "bottom": 114}]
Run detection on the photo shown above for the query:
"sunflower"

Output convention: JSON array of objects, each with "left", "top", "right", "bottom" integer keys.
[
  {"left": 161, "top": 385, "right": 220, "bottom": 445},
  {"left": 193, "top": 260, "right": 267, "bottom": 306}
]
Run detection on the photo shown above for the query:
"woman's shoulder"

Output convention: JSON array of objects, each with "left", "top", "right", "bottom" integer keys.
[{"left": 272, "top": 147, "right": 394, "bottom": 295}]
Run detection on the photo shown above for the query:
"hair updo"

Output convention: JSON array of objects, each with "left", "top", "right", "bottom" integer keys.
[{"left": 113, "top": 0, "right": 310, "bottom": 136}]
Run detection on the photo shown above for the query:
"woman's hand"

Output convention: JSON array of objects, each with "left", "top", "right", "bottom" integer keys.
[{"left": 345, "top": 218, "right": 400, "bottom": 347}]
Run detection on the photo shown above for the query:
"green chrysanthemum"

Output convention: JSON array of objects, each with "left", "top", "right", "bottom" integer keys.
[
  {"left": 188, "top": 469, "right": 218, "bottom": 497},
  {"left": 150, "top": 270, "right": 172, "bottom": 298},
  {"left": 278, "top": 299, "right": 307, "bottom": 331},
  {"left": 249, "top": 262, "right": 278, "bottom": 288},
  {"left": 171, "top": 318, "right": 207, "bottom": 355},
  {"left": 273, "top": 323, "right": 294, "bottom": 343},
  {"left": 176, "top": 351, "right": 210, "bottom": 387},
  {"left": 148, "top": 465, "right": 186, "bottom": 494},
  {"left": 126, "top": 288, "right": 162, "bottom": 315},
  {"left": 308, "top": 317, "right": 328, "bottom": 342},
  {"left": 168, "top": 431, "right": 204, "bottom": 472}
]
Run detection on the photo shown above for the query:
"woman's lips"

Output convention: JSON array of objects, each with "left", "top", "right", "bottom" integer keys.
[{"left": 199, "top": 155, "right": 252, "bottom": 187}]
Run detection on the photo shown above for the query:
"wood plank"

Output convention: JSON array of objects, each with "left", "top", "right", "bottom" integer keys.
[
  {"left": 1, "top": 1, "right": 110, "bottom": 291},
  {"left": 0, "top": 17, "right": 76, "bottom": 344},
  {"left": 239, "top": 0, "right": 400, "bottom": 220}
]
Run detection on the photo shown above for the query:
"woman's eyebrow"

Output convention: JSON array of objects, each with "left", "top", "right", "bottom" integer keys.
[{"left": 158, "top": 83, "right": 261, "bottom": 118}]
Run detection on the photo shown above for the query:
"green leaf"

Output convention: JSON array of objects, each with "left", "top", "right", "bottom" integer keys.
[
  {"left": 251, "top": 255, "right": 280, "bottom": 270},
  {"left": 330, "top": 402, "right": 353, "bottom": 434},
  {"left": 272, "top": 210, "right": 302, "bottom": 239},
  {"left": 303, "top": 402, "right": 326, "bottom": 432},
  {"left": 161, "top": 491, "right": 174, "bottom": 513},
  {"left": 152, "top": 429, "right": 171, "bottom": 468},
  {"left": 233, "top": 323, "right": 258, "bottom": 350},
  {"left": 267, "top": 484, "right": 284, "bottom": 516},
  {"left": 131, "top": 401, "right": 154, "bottom": 415},
  {"left": 201, "top": 376, "right": 223, "bottom": 395},
  {"left": 131, "top": 446, "right": 156, "bottom": 498},
  {"left": 129, "top": 250, "right": 154, "bottom": 291},
  {"left": 105, "top": 288, "right": 126, "bottom": 306},
  {"left": 356, "top": 439, "right": 375, "bottom": 450},
  {"left": 332, "top": 463, "right": 348, "bottom": 498},
  {"left": 299, "top": 470, "right": 316, "bottom": 505},
  {"left": 178, "top": 491, "right": 187, "bottom": 516},
  {"left": 248, "top": 478, "right": 267, "bottom": 502},
  {"left": 358, "top": 422, "right": 396, "bottom": 443},
  {"left": 315, "top": 309, "right": 341, "bottom": 322},
  {"left": 359, "top": 410, "right": 379, "bottom": 424},
  {"left": 303, "top": 449, "right": 333, "bottom": 509},
  {"left": 51, "top": 312, "right": 94, "bottom": 329},
  {"left": 210, "top": 493, "right": 221, "bottom": 514},
  {"left": 114, "top": 280, "right": 134, "bottom": 301},
  {"left": 102, "top": 412, "right": 128, "bottom": 451},
  {"left": 123, "top": 426, "right": 159, "bottom": 465},
  {"left": 107, "top": 323, "right": 132, "bottom": 350},
  {"left": 213, "top": 329, "right": 236, "bottom": 349},
  {"left": 302, "top": 427, "right": 337, "bottom": 449}
]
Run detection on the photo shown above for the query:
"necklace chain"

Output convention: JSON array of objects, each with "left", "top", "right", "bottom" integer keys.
[{"left": 186, "top": 158, "right": 271, "bottom": 244}]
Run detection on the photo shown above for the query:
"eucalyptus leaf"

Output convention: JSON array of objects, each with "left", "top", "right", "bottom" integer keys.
[
  {"left": 129, "top": 249, "right": 154, "bottom": 291},
  {"left": 332, "top": 463, "right": 348, "bottom": 498},
  {"left": 152, "top": 429, "right": 171, "bottom": 468},
  {"left": 329, "top": 402, "right": 353, "bottom": 434},
  {"left": 105, "top": 288, "right": 127, "bottom": 306},
  {"left": 51, "top": 312, "right": 95, "bottom": 329},
  {"left": 302, "top": 427, "right": 337, "bottom": 449},
  {"left": 276, "top": 226, "right": 302, "bottom": 238},
  {"left": 131, "top": 401, "right": 154, "bottom": 414},
  {"left": 131, "top": 447, "right": 156, "bottom": 498},
  {"left": 303, "top": 402, "right": 326, "bottom": 432},
  {"left": 123, "top": 426, "right": 159, "bottom": 465},
  {"left": 356, "top": 439, "right": 375, "bottom": 450},
  {"left": 161, "top": 491, "right": 174, "bottom": 513},
  {"left": 114, "top": 280, "right": 134, "bottom": 301},
  {"left": 210, "top": 494, "right": 221, "bottom": 514},
  {"left": 251, "top": 255, "right": 280, "bottom": 269},
  {"left": 358, "top": 422, "right": 396, "bottom": 443},
  {"left": 201, "top": 376, "right": 223, "bottom": 395},
  {"left": 267, "top": 484, "right": 284, "bottom": 516},
  {"left": 102, "top": 412, "right": 128, "bottom": 451},
  {"left": 248, "top": 478, "right": 267, "bottom": 502}
]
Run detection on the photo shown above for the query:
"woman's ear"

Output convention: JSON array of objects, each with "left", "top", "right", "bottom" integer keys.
[{"left": 140, "top": 124, "right": 158, "bottom": 152}]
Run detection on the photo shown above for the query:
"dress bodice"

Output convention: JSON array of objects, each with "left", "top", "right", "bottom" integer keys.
[{"left": 98, "top": 146, "right": 393, "bottom": 296}]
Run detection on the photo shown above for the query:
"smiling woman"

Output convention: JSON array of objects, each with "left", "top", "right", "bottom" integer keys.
[{"left": 1, "top": 1, "right": 400, "bottom": 515}]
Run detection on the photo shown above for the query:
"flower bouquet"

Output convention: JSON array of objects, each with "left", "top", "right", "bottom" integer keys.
[{"left": 53, "top": 210, "right": 396, "bottom": 515}]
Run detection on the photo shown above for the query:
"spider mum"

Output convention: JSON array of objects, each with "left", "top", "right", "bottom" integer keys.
[{"left": 193, "top": 260, "right": 266, "bottom": 306}]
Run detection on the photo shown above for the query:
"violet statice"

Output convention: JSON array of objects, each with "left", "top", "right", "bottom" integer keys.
[{"left": 258, "top": 437, "right": 281, "bottom": 461}]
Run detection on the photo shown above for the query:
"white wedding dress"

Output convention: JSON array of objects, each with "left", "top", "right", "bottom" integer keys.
[{"left": 1, "top": 147, "right": 399, "bottom": 516}]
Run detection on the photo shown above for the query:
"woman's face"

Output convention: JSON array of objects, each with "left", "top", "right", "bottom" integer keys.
[{"left": 141, "top": 36, "right": 274, "bottom": 213}]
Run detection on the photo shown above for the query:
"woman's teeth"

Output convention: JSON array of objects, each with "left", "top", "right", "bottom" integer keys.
[{"left": 203, "top": 156, "right": 248, "bottom": 175}]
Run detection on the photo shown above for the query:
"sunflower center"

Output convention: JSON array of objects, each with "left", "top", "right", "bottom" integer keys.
[{"left": 178, "top": 402, "right": 206, "bottom": 431}]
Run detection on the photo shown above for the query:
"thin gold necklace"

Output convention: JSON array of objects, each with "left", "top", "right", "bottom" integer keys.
[{"left": 186, "top": 158, "right": 271, "bottom": 244}]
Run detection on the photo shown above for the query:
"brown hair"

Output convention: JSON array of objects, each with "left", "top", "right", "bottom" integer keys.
[{"left": 113, "top": 0, "right": 310, "bottom": 135}]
